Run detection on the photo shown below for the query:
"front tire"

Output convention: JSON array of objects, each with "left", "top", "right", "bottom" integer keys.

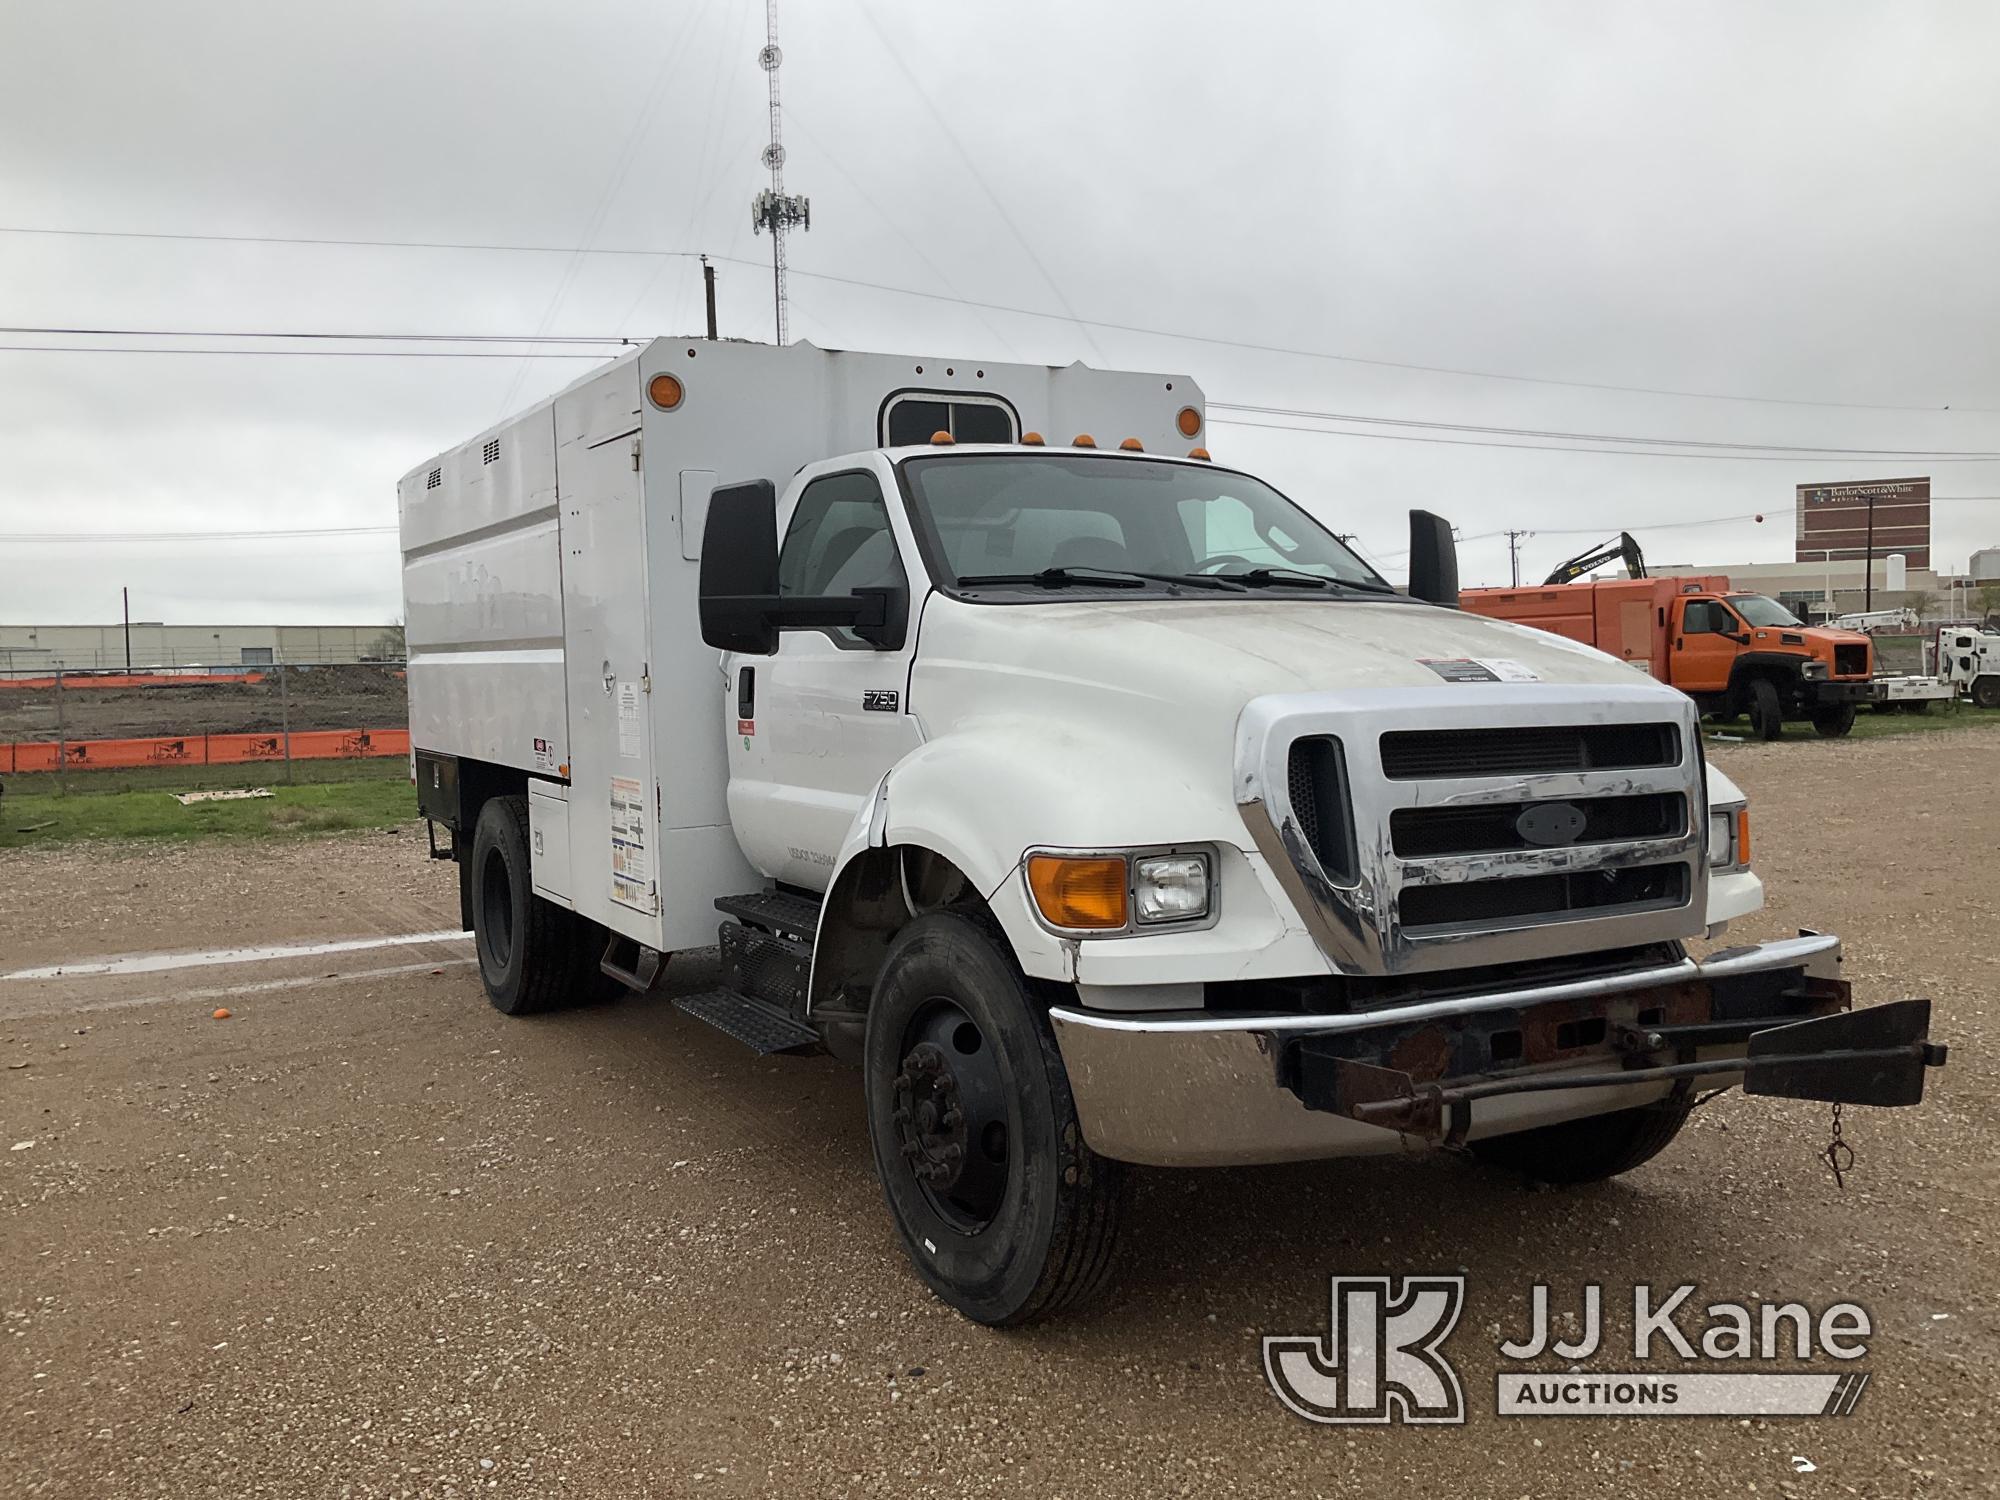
[
  {"left": 1746, "top": 677, "right": 1785, "bottom": 741},
  {"left": 1471, "top": 1096, "right": 1693, "bottom": 1184},
  {"left": 1811, "top": 702, "right": 1858, "bottom": 737},
  {"left": 863, "top": 913, "right": 1126, "bottom": 1325},
  {"left": 1975, "top": 676, "right": 2000, "bottom": 710},
  {"left": 469, "top": 795, "right": 596, "bottom": 1016}
]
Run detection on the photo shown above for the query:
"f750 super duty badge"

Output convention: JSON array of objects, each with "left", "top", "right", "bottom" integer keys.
[{"left": 862, "top": 689, "right": 900, "bottom": 712}]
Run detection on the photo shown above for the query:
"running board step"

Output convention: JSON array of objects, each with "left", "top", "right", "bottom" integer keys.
[
  {"left": 673, "top": 988, "right": 821, "bottom": 1056},
  {"left": 715, "top": 889, "right": 823, "bottom": 940}
]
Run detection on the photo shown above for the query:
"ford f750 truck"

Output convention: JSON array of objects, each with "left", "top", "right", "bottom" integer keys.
[{"left": 399, "top": 339, "right": 1945, "bottom": 1325}]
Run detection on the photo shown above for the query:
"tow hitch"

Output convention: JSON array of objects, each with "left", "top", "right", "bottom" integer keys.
[{"left": 1297, "top": 999, "right": 1947, "bottom": 1143}]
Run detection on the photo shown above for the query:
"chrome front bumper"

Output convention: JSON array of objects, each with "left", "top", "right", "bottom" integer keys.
[{"left": 1048, "top": 934, "right": 1945, "bottom": 1167}]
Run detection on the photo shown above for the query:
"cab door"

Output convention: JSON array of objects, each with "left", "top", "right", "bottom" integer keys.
[
  {"left": 1672, "top": 596, "right": 1742, "bottom": 694},
  {"left": 724, "top": 460, "right": 926, "bottom": 889}
]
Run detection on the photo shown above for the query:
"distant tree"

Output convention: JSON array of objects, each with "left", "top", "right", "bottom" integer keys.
[
  {"left": 367, "top": 623, "right": 406, "bottom": 661},
  {"left": 1978, "top": 581, "right": 2000, "bottom": 622},
  {"left": 1902, "top": 588, "right": 1941, "bottom": 623}
]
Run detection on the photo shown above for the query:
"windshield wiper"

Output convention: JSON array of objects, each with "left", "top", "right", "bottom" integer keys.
[
  {"left": 957, "top": 566, "right": 1242, "bottom": 592},
  {"left": 956, "top": 567, "right": 1147, "bottom": 590},
  {"left": 1212, "top": 567, "right": 1401, "bottom": 595}
]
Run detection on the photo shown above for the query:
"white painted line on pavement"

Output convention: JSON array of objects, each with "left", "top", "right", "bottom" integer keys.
[
  {"left": 1, "top": 929, "right": 471, "bottom": 982},
  {"left": 1, "top": 957, "right": 480, "bottom": 1020}
]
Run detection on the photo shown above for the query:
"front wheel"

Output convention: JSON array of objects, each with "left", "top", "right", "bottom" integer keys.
[
  {"left": 1746, "top": 677, "right": 1785, "bottom": 741},
  {"left": 1812, "top": 702, "right": 1858, "bottom": 737},
  {"left": 863, "top": 913, "right": 1127, "bottom": 1325},
  {"left": 1975, "top": 676, "right": 2000, "bottom": 710},
  {"left": 1471, "top": 1096, "right": 1694, "bottom": 1183}
]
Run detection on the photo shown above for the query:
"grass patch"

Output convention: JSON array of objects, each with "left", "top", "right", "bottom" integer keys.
[
  {"left": 1705, "top": 703, "right": 2000, "bottom": 745},
  {"left": 0, "top": 766, "right": 417, "bottom": 849}
]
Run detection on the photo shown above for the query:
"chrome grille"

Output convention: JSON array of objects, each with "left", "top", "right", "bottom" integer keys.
[{"left": 1236, "top": 685, "right": 1706, "bottom": 977}]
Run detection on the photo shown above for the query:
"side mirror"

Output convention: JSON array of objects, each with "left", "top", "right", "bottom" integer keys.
[
  {"left": 699, "top": 480, "right": 783, "bottom": 654},
  {"left": 697, "top": 479, "right": 911, "bottom": 654},
  {"left": 1408, "top": 509, "right": 1459, "bottom": 607}
]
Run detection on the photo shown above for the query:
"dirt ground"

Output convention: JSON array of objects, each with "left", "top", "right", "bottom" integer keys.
[
  {"left": 0, "top": 667, "right": 407, "bottom": 743},
  {"left": 2, "top": 728, "right": 1995, "bottom": 1498}
]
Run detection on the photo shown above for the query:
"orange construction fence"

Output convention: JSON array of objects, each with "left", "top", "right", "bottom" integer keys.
[
  {"left": 4, "top": 727, "right": 409, "bottom": 773},
  {"left": 0, "top": 672, "right": 268, "bottom": 690}
]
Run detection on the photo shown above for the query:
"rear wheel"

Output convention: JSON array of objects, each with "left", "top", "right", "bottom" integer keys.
[
  {"left": 1471, "top": 1096, "right": 1694, "bottom": 1184},
  {"left": 1812, "top": 702, "right": 1858, "bottom": 737},
  {"left": 863, "top": 913, "right": 1126, "bottom": 1325},
  {"left": 1746, "top": 677, "right": 1785, "bottom": 741},
  {"left": 469, "top": 794, "right": 596, "bottom": 1015}
]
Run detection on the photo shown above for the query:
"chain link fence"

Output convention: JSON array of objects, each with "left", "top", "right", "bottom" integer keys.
[{"left": 0, "top": 662, "right": 409, "bottom": 786}]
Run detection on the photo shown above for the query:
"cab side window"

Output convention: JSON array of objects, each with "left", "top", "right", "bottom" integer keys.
[
  {"left": 1682, "top": 600, "right": 1726, "bottom": 634},
  {"left": 777, "top": 471, "right": 907, "bottom": 644}
]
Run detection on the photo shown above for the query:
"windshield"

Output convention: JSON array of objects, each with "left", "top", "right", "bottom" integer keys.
[
  {"left": 897, "top": 453, "right": 1391, "bottom": 594},
  {"left": 1729, "top": 594, "right": 1804, "bottom": 628}
]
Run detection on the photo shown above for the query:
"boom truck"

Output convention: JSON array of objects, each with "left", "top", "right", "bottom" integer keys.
[
  {"left": 400, "top": 340, "right": 1945, "bottom": 1325},
  {"left": 1461, "top": 536, "right": 1881, "bottom": 739}
]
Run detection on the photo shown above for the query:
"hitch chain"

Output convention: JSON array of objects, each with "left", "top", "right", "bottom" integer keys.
[{"left": 1820, "top": 1102, "right": 1854, "bottom": 1190}]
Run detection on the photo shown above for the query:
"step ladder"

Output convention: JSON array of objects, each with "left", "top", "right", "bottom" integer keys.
[{"left": 670, "top": 888, "right": 825, "bottom": 1055}]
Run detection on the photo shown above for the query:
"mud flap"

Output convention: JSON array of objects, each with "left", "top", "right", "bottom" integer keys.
[{"left": 1744, "top": 998, "right": 1943, "bottom": 1107}]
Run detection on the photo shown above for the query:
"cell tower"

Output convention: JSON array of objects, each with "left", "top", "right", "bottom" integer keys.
[{"left": 750, "top": 0, "right": 810, "bottom": 345}]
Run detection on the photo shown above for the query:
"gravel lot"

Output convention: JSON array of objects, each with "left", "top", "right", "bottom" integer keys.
[
  {"left": 3, "top": 728, "right": 1995, "bottom": 1498},
  {"left": 0, "top": 668, "right": 407, "bottom": 744}
]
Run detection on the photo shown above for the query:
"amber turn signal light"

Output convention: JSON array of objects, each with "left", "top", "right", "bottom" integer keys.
[
  {"left": 1027, "top": 855, "right": 1127, "bottom": 930},
  {"left": 1735, "top": 807, "right": 1751, "bottom": 868},
  {"left": 1176, "top": 406, "right": 1202, "bottom": 437},
  {"left": 647, "top": 373, "right": 684, "bottom": 410}
]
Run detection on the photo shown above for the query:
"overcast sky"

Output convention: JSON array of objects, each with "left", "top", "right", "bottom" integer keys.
[{"left": 3, "top": 0, "right": 1997, "bottom": 626}]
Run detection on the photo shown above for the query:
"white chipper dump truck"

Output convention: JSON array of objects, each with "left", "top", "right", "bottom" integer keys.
[{"left": 399, "top": 339, "right": 1946, "bottom": 1324}]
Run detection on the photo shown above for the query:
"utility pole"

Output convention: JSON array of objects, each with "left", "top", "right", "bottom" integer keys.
[
  {"left": 750, "top": 0, "right": 810, "bottom": 345},
  {"left": 702, "top": 255, "right": 719, "bottom": 341},
  {"left": 1505, "top": 530, "right": 1534, "bottom": 588},
  {"left": 1862, "top": 494, "right": 1877, "bottom": 613},
  {"left": 121, "top": 586, "right": 132, "bottom": 672}
]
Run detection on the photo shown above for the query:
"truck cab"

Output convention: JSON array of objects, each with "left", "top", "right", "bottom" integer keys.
[
  {"left": 1668, "top": 588, "right": 1874, "bottom": 738},
  {"left": 400, "top": 340, "right": 1943, "bottom": 1325}
]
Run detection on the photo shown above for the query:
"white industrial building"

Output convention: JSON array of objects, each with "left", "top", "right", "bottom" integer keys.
[{"left": 0, "top": 622, "right": 404, "bottom": 675}]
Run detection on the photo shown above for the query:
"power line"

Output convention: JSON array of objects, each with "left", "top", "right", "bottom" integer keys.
[
  {"left": 1207, "top": 400, "right": 2000, "bottom": 458},
  {"left": 15, "top": 222, "right": 1986, "bottom": 415},
  {"left": 0, "top": 325, "right": 628, "bottom": 344},
  {"left": 2, "top": 526, "right": 397, "bottom": 543},
  {"left": 1210, "top": 412, "right": 2000, "bottom": 462},
  {"left": 0, "top": 346, "right": 604, "bottom": 362}
]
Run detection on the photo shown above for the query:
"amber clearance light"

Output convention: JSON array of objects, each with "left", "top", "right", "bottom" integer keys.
[
  {"left": 1027, "top": 855, "right": 1127, "bottom": 930},
  {"left": 647, "top": 373, "right": 685, "bottom": 410},
  {"left": 1176, "top": 405, "right": 1202, "bottom": 438}
]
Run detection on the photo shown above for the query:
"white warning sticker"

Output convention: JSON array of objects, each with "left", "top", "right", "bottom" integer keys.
[
  {"left": 617, "top": 680, "right": 643, "bottom": 758},
  {"left": 609, "top": 775, "right": 652, "bottom": 910},
  {"left": 1419, "top": 657, "right": 1543, "bottom": 683}
]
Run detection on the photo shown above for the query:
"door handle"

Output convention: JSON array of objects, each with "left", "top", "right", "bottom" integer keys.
[{"left": 737, "top": 665, "right": 755, "bottom": 721}]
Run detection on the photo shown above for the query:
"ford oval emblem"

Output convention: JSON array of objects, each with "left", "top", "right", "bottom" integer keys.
[{"left": 1516, "top": 802, "right": 1587, "bottom": 847}]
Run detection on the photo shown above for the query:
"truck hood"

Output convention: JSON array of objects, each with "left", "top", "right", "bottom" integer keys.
[{"left": 915, "top": 594, "right": 1666, "bottom": 715}]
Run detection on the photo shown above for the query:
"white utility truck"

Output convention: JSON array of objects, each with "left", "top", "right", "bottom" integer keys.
[
  {"left": 400, "top": 339, "right": 1945, "bottom": 1325},
  {"left": 1936, "top": 626, "right": 2000, "bottom": 708}
]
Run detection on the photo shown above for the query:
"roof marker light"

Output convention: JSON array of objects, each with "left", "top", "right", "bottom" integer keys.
[
  {"left": 1021, "top": 432, "right": 1045, "bottom": 446},
  {"left": 1073, "top": 434, "right": 1097, "bottom": 448},
  {"left": 1119, "top": 437, "right": 1144, "bottom": 451},
  {"left": 930, "top": 430, "right": 955, "bottom": 445},
  {"left": 1187, "top": 447, "right": 1212, "bottom": 461}
]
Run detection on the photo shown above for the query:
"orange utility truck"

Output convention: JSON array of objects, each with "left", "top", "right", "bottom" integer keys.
[{"left": 1462, "top": 573, "right": 1876, "bottom": 740}]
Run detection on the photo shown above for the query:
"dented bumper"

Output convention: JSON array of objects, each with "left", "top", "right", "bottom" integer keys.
[{"left": 1047, "top": 933, "right": 1948, "bottom": 1167}]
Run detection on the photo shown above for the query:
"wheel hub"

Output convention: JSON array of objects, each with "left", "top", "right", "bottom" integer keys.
[{"left": 892, "top": 1042, "right": 968, "bottom": 1190}]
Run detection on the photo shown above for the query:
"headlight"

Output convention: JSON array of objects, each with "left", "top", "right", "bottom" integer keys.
[
  {"left": 1134, "top": 854, "right": 1211, "bottom": 924},
  {"left": 1025, "top": 848, "right": 1214, "bottom": 932},
  {"left": 1707, "top": 805, "right": 1751, "bottom": 870},
  {"left": 1801, "top": 659, "right": 1829, "bottom": 679}
]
